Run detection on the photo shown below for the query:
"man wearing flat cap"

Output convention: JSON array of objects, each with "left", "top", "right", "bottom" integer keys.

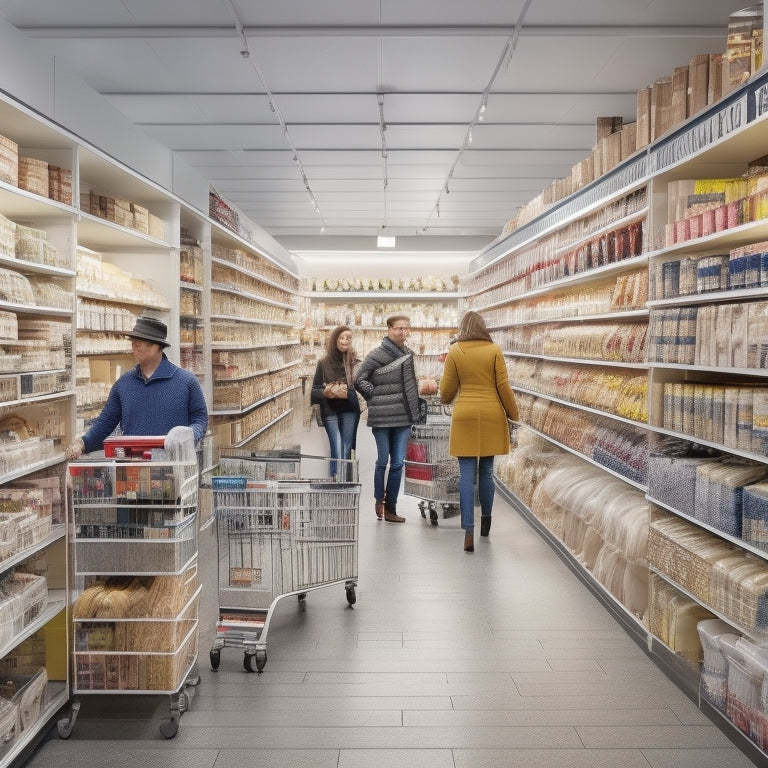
[{"left": 65, "top": 316, "right": 208, "bottom": 459}]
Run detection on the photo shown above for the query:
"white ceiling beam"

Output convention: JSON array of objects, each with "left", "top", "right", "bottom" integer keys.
[{"left": 18, "top": 25, "right": 729, "bottom": 39}]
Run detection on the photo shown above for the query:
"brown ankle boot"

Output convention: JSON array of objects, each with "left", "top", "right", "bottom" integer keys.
[
  {"left": 464, "top": 530, "right": 474, "bottom": 552},
  {"left": 375, "top": 500, "right": 385, "bottom": 520}
]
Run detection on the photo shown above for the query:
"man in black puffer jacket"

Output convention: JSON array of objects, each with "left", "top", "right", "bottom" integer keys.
[{"left": 355, "top": 315, "right": 420, "bottom": 522}]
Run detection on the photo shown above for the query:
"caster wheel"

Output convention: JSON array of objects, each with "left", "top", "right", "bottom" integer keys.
[
  {"left": 346, "top": 584, "right": 356, "bottom": 605},
  {"left": 178, "top": 692, "right": 189, "bottom": 714},
  {"left": 56, "top": 718, "right": 73, "bottom": 740},
  {"left": 244, "top": 651, "right": 267, "bottom": 673},
  {"left": 159, "top": 718, "right": 179, "bottom": 739},
  {"left": 210, "top": 648, "right": 221, "bottom": 670},
  {"left": 419, "top": 501, "right": 426, "bottom": 518},
  {"left": 429, "top": 509, "right": 438, "bottom": 526}
]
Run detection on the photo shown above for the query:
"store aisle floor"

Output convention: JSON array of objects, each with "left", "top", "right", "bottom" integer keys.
[{"left": 25, "top": 423, "right": 758, "bottom": 768}]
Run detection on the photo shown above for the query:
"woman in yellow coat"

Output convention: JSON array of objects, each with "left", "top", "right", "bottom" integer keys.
[{"left": 439, "top": 311, "right": 519, "bottom": 552}]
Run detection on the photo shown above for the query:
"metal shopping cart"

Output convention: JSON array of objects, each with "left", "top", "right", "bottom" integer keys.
[
  {"left": 404, "top": 405, "right": 460, "bottom": 525},
  {"left": 210, "top": 451, "right": 359, "bottom": 673},
  {"left": 59, "top": 434, "right": 202, "bottom": 740}
]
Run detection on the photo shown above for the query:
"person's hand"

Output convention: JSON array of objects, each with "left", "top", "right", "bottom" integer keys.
[{"left": 65, "top": 437, "right": 85, "bottom": 461}]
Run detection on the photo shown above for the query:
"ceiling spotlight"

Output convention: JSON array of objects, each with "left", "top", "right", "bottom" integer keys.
[
  {"left": 240, "top": 50, "right": 249, "bottom": 58},
  {"left": 377, "top": 235, "right": 396, "bottom": 248}
]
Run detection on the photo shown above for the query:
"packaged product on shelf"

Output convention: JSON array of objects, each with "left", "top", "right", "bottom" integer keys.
[
  {"left": 16, "top": 157, "right": 48, "bottom": 198},
  {"left": 0, "top": 134, "right": 18, "bottom": 187}
]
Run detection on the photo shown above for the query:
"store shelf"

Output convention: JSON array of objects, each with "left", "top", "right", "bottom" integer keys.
[{"left": 469, "top": 70, "right": 768, "bottom": 762}]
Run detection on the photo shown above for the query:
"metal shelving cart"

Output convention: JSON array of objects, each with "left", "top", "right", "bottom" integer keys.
[
  {"left": 405, "top": 406, "right": 460, "bottom": 524},
  {"left": 57, "top": 432, "right": 201, "bottom": 740},
  {"left": 210, "top": 450, "right": 359, "bottom": 673}
]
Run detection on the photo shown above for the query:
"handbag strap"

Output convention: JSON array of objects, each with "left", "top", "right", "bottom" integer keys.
[{"left": 376, "top": 353, "right": 409, "bottom": 376}]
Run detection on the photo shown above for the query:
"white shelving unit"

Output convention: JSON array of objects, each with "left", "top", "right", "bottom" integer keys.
[
  {"left": 208, "top": 223, "right": 301, "bottom": 450},
  {"left": 0, "top": 96, "right": 75, "bottom": 767},
  {"left": 466, "top": 72, "right": 768, "bottom": 762},
  {"left": 0, "top": 87, "right": 301, "bottom": 759}
]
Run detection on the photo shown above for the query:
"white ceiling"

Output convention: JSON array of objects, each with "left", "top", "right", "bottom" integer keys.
[{"left": 0, "top": 0, "right": 754, "bottom": 258}]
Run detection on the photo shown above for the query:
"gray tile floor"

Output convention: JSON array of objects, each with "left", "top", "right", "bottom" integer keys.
[{"left": 25, "top": 424, "right": 762, "bottom": 768}]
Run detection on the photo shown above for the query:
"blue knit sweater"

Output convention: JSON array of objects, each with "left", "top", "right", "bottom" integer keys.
[{"left": 81, "top": 354, "right": 209, "bottom": 452}]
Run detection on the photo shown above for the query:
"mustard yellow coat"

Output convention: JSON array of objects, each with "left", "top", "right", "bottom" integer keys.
[{"left": 439, "top": 340, "right": 519, "bottom": 457}]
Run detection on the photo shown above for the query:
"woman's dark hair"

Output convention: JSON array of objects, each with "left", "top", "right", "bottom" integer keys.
[{"left": 456, "top": 311, "right": 492, "bottom": 342}]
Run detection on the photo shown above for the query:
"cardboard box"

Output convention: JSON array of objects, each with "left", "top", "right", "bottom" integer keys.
[
  {"left": 652, "top": 75, "right": 673, "bottom": 141},
  {"left": 635, "top": 87, "right": 652, "bottom": 150},
  {"left": 620, "top": 122, "right": 637, "bottom": 159},
  {"left": 688, "top": 54, "right": 710, "bottom": 117},
  {"left": 671, "top": 65, "right": 689, "bottom": 127},
  {"left": 708, "top": 53, "right": 724, "bottom": 105},
  {"left": 596, "top": 116, "right": 623, "bottom": 142}
]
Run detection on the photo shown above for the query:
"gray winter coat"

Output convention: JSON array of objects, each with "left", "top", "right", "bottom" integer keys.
[{"left": 355, "top": 337, "right": 420, "bottom": 428}]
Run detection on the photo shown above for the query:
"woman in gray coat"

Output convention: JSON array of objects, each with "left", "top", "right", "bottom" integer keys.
[{"left": 355, "top": 315, "right": 420, "bottom": 522}]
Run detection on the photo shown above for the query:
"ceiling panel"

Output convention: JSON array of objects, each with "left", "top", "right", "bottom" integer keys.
[{"left": 0, "top": 0, "right": 756, "bottom": 254}]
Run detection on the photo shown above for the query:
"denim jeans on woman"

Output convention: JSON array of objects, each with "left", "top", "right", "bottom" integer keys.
[
  {"left": 324, "top": 409, "right": 359, "bottom": 480},
  {"left": 372, "top": 425, "right": 411, "bottom": 508},
  {"left": 458, "top": 455, "right": 495, "bottom": 531}
]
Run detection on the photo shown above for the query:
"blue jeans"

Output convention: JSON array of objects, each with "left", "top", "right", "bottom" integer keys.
[
  {"left": 324, "top": 410, "right": 359, "bottom": 480},
  {"left": 458, "top": 456, "right": 495, "bottom": 531},
  {"left": 372, "top": 426, "right": 411, "bottom": 509}
]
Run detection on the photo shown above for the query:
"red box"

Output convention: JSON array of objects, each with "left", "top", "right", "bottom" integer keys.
[{"left": 103, "top": 436, "right": 166, "bottom": 458}]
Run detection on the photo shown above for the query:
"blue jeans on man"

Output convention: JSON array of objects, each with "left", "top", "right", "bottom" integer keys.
[{"left": 372, "top": 425, "right": 411, "bottom": 511}]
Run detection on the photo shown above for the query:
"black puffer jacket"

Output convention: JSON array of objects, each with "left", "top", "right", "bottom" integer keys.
[{"left": 355, "top": 337, "right": 419, "bottom": 428}]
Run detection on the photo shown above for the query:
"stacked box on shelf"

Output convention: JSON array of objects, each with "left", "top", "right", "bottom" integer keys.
[
  {"left": 47, "top": 164, "right": 72, "bottom": 205},
  {"left": 0, "top": 697, "right": 16, "bottom": 747},
  {"left": 16, "top": 157, "right": 47, "bottom": 198},
  {"left": 648, "top": 516, "right": 737, "bottom": 603},
  {"left": 0, "top": 135, "right": 18, "bottom": 186},
  {"left": 709, "top": 553, "right": 768, "bottom": 632},
  {"left": 694, "top": 460, "right": 768, "bottom": 537},
  {"left": 648, "top": 446, "right": 721, "bottom": 516},
  {"left": 743, "top": 482, "right": 768, "bottom": 551},
  {"left": 697, "top": 619, "right": 737, "bottom": 711},
  {"left": 0, "top": 667, "right": 47, "bottom": 734},
  {"left": 720, "top": 636, "right": 768, "bottom": 748},
  {"left": 648, "top": 573, "right": 714, "bottom": 664},
  {"left": 0, "top": 572, "right": 47, "bottom": 649}
]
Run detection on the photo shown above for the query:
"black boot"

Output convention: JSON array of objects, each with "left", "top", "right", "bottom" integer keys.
[{"left": 480, "top": 516, "right": 492, "bottom": 537}]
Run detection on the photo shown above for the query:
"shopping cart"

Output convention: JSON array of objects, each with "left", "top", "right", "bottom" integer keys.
[
  {"left": 404, "top": 406, "right": 460, "bottom": 524},
  {"left": 210, "top": 451, "right": 359, "bottom": 673},
  {"left": 59, "top": 432, "right": 201, "bottom": 740}
]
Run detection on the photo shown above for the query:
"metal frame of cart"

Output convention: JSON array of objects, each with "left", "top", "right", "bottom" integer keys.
[
  {"left": 57, "top": 440, "right": 202, "bottom": 739},
  {"left": 210, "top": 451, "right": 359, "bottom": 673},
  {"left": 405, "top": 412, "right": 461, "bottom": 524}
]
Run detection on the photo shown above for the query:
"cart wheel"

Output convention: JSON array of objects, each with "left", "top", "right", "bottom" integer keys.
[
  {"left": 159, "top": 718, "right": 179, "bottom": 739},
  {"left": 56, "top": 717, "right": 73, "bottom": 740},
  {"left": 429, "top": 508, "right": 438, "bottom": 526},
  {"left": 244, "top": 651, "right": 266, "bottom": 673},
  {"left": 210, "top": 648, "right": 221, "bottom": 671},
  {"left": 297, "top": 592, "right": 307, "bottom": 609},
  {"left": 178, "top": 691, "right": 189, "bottom": 714},
  {"left": 418, "top": 500, "right": 426, "bottom": 518},
  {"left": 57, "top": 700, "right": 79, "bottom": 739},
  {"left": 345, "top": 584, "right": 356, "bottom": 605}
]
